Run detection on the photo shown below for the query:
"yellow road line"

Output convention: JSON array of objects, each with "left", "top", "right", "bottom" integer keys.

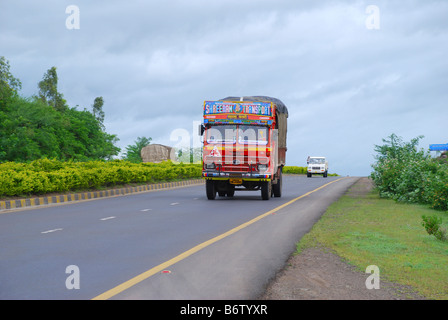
[{"left": 92, "top": 178, "right": 344, "bottom": 300}]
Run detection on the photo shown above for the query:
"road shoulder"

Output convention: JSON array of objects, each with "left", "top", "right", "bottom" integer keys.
[{"left": 259, "top": 177, "right": 427, "bottom": 300}]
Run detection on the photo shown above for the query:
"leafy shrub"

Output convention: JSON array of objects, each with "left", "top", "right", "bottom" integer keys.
[
  {"left": 422, "top": 215, "right": 447, "bottom": 242},
  {"left": 371, "top": 134, "right": 448, "bottom": 211},
  {"left": 283, "top": 166, "right": 307, "bottom": 174}
]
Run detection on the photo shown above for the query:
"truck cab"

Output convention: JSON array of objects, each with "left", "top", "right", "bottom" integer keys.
[{"left": 307, "top": 156, "right": 328, "bottom": 178}]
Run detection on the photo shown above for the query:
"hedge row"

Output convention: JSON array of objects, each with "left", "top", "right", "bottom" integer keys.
[
  {"left": 283, "top": 166, "right": 308, "bottom": 174},
  {"left": 0, "top": 160, "right": 335, "bottom": 197},
  {"left": 0, "top": 159, "right": 202, "bottom": 197}
]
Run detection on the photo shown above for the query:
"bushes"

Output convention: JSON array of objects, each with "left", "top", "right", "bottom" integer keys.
[
  {"left": 422, "top": 215, "right": 447, "bottom": 242},
  {"left": 0, "top": 159, "right": 202, "bottom": 197},
  {"left": 283, "top": 166, "right": 338, "bottom": 176},
  {"left": 371, "top": 134, "right": 448, "bottom": 211},
  {"left": 283, "top": 166, "right": 307, "bottom": 174}
]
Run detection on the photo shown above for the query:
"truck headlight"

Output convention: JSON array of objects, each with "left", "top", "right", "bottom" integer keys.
[
  {"left": 258, "top": 164, "right": 268, "bottom": 171},
  {"left": 206, "top": 163, "right": 216, "bottom": 169}
]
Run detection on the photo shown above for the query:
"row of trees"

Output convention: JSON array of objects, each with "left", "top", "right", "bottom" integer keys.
[{"left": 0, "top": 56, "right": 149, "bottom": 163}]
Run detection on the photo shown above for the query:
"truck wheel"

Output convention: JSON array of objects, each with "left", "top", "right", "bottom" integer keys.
[
  {"left": 323, "top": 171, "right": 328, "bottom": 178},
  {"left": 261, "top": 181, "right": 271, "bottom": 200},
  {"left": 206, "top": 180, "right": 216, "bottom": 200},
  {"left": 273, "top": 170, "right": 282, "bottom": 197},
  {"left": 307, "top": 172, "right": 312, "bottom": 178}
]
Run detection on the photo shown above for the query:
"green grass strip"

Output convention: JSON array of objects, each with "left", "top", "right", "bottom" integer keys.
[{"left": 297, "top": 178, "right": 448, "bottom": 300}]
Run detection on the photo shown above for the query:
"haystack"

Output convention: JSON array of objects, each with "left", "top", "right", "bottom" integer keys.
[{"left": 141, "top": 144, "right": 176, "bottom": 163}]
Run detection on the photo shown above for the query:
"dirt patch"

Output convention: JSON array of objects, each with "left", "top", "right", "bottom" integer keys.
[{"left": 259, "top": 177, "right": 426, "bottom": 300}]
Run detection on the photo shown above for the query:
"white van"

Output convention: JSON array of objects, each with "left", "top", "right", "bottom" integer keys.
[{"left": 307, "top": 156, "right": 328, "bottom": 178}]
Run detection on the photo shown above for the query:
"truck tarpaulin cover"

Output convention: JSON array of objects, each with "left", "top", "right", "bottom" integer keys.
[{"left": 219, "top": 96, "right": 288, "bottom": 149}]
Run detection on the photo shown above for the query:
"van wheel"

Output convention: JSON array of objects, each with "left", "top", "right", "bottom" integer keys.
[{"left": 206, "top": 180, "right": 216, "bottom": 200}]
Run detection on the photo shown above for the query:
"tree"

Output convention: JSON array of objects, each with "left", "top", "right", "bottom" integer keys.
[
  {"left": 373, "top": 133, "right": 424, "bottom": 163},
  {"left": 37, "top": 66, "right": 67, "bottom": 112},
  {"left": 0, "top": 56, "right": 22, "bottom": 106},
  {"left": 92, "top": 96, "right": 105, "bottom": 128},
  {"left": 0, "top": 59, "right": 121, "bottom": 162},
  {"left": 123, "top": 136, "right": 152, "bottom": 163}
]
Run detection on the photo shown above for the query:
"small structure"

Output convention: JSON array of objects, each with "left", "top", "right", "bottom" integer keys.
[
  {"left": 141, "top": 144, "right": 176, "bottom": 163},
  {"left": 429, "top": 143, "right": 448, "bottom": 152}
]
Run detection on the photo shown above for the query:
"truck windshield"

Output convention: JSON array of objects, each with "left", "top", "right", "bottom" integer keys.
[
  {"left": 309, "top": 158, "right": 325, "bottom": 164},
  {"left": 206, "top": 125, "right": 237, "bottom": 144},
  {"left": 238, "top": 125, "right": 268, "bottom": 145},
  {"left": 206, "top": 125, "right": 269, "bottom": 145}
]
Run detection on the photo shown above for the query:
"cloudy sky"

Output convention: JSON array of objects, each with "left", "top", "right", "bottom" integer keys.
[{"left": 1, "top": 0, "right": 447, "bottom": 176}]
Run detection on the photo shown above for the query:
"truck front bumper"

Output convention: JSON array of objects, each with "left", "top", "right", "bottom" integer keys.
[{"left": 202, "top": 171, "right": 271, "bottom": 180}]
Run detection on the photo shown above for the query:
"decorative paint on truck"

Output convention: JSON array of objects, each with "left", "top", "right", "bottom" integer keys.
[{"left": 199, "top": 96, "right": 288, "bottom": 200}]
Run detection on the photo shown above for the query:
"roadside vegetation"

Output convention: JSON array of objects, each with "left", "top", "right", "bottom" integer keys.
[
  {"left": 0, "top": 162, "right": 335, "bottom": 199},
  {"left": 371, "top": 134, "right": 448, "bottom": 211},
  {"left": 297, "top": 134, "right": 448, "bottom": 299},
  {"left": 283, "top": 166, "right": 338, "bottom": 176},
  {"left": 0, "top": 57, "right": 120, "bottom": 162},
  {"left": 0, "top": 159, "right": 202, "bottom": 198}
]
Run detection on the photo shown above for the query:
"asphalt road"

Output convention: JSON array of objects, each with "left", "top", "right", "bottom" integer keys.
[{"left": 0, "top": 175, "right": 359, "bottom": 300}]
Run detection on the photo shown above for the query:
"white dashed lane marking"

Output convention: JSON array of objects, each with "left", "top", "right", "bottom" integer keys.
[
  {"left": 100, "top": 216, "right": 116, "bottom": 221},
  {"left": 41, "top": 228, "right": 63, "bottom": 234}
]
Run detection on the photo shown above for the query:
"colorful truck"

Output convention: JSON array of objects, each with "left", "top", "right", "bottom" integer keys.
[{"left": 199, "top": 96, "right": 288, "bottom": 200}]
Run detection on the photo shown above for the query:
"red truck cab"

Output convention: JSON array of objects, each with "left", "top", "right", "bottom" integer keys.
[{"left": 200, "top": 96, "right": 288, "bottom": 200}]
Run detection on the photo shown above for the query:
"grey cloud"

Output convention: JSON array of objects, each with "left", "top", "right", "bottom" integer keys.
[{"left": 1, "top": 0, "right": 447, "bottom": 175}]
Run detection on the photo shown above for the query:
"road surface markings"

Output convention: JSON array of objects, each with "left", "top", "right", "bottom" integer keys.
[
  {"left": 92, "top": 178, "right": 345, "bottom": 300},
  {"left": 41, "top": 228, "right": 63, "bottom": 234},
  {"left": 140, "top": 209, "right": 152, "bottom": 212},
  {"left": 100, "top": 216, "right": 116, "bottom": 221},
  {"left": 170, "top": 202, "right": 179, "bottom": 206}
]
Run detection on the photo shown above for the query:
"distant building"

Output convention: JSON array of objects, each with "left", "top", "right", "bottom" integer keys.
[{"left": 140, "top": 144, "right": 176, "bottom": 163}]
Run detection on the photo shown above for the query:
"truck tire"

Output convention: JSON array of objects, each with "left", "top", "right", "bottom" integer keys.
[
  {"left": 323, "top": 171, "right": 328, "bottom": 178},
  {"left": 261, "top": 181, "right": 272, "bottom": 200},
  {"left": 307, "top": 172, "right": 312, "bottom": 178},
  {"left": 273, "top": 169, "right": 282, "bottom": 197},
  {"left": 206, "top": 180, "right": 216, "bottom": 200}
]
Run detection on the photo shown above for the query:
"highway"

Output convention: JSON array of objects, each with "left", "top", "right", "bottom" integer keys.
[{"left": 0, "top": 175, "right": 359, "bottom": 300}]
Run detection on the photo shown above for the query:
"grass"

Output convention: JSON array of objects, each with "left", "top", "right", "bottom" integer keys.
[{"left": 297, "top": 178, "right": 448, "bottom": 300}]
